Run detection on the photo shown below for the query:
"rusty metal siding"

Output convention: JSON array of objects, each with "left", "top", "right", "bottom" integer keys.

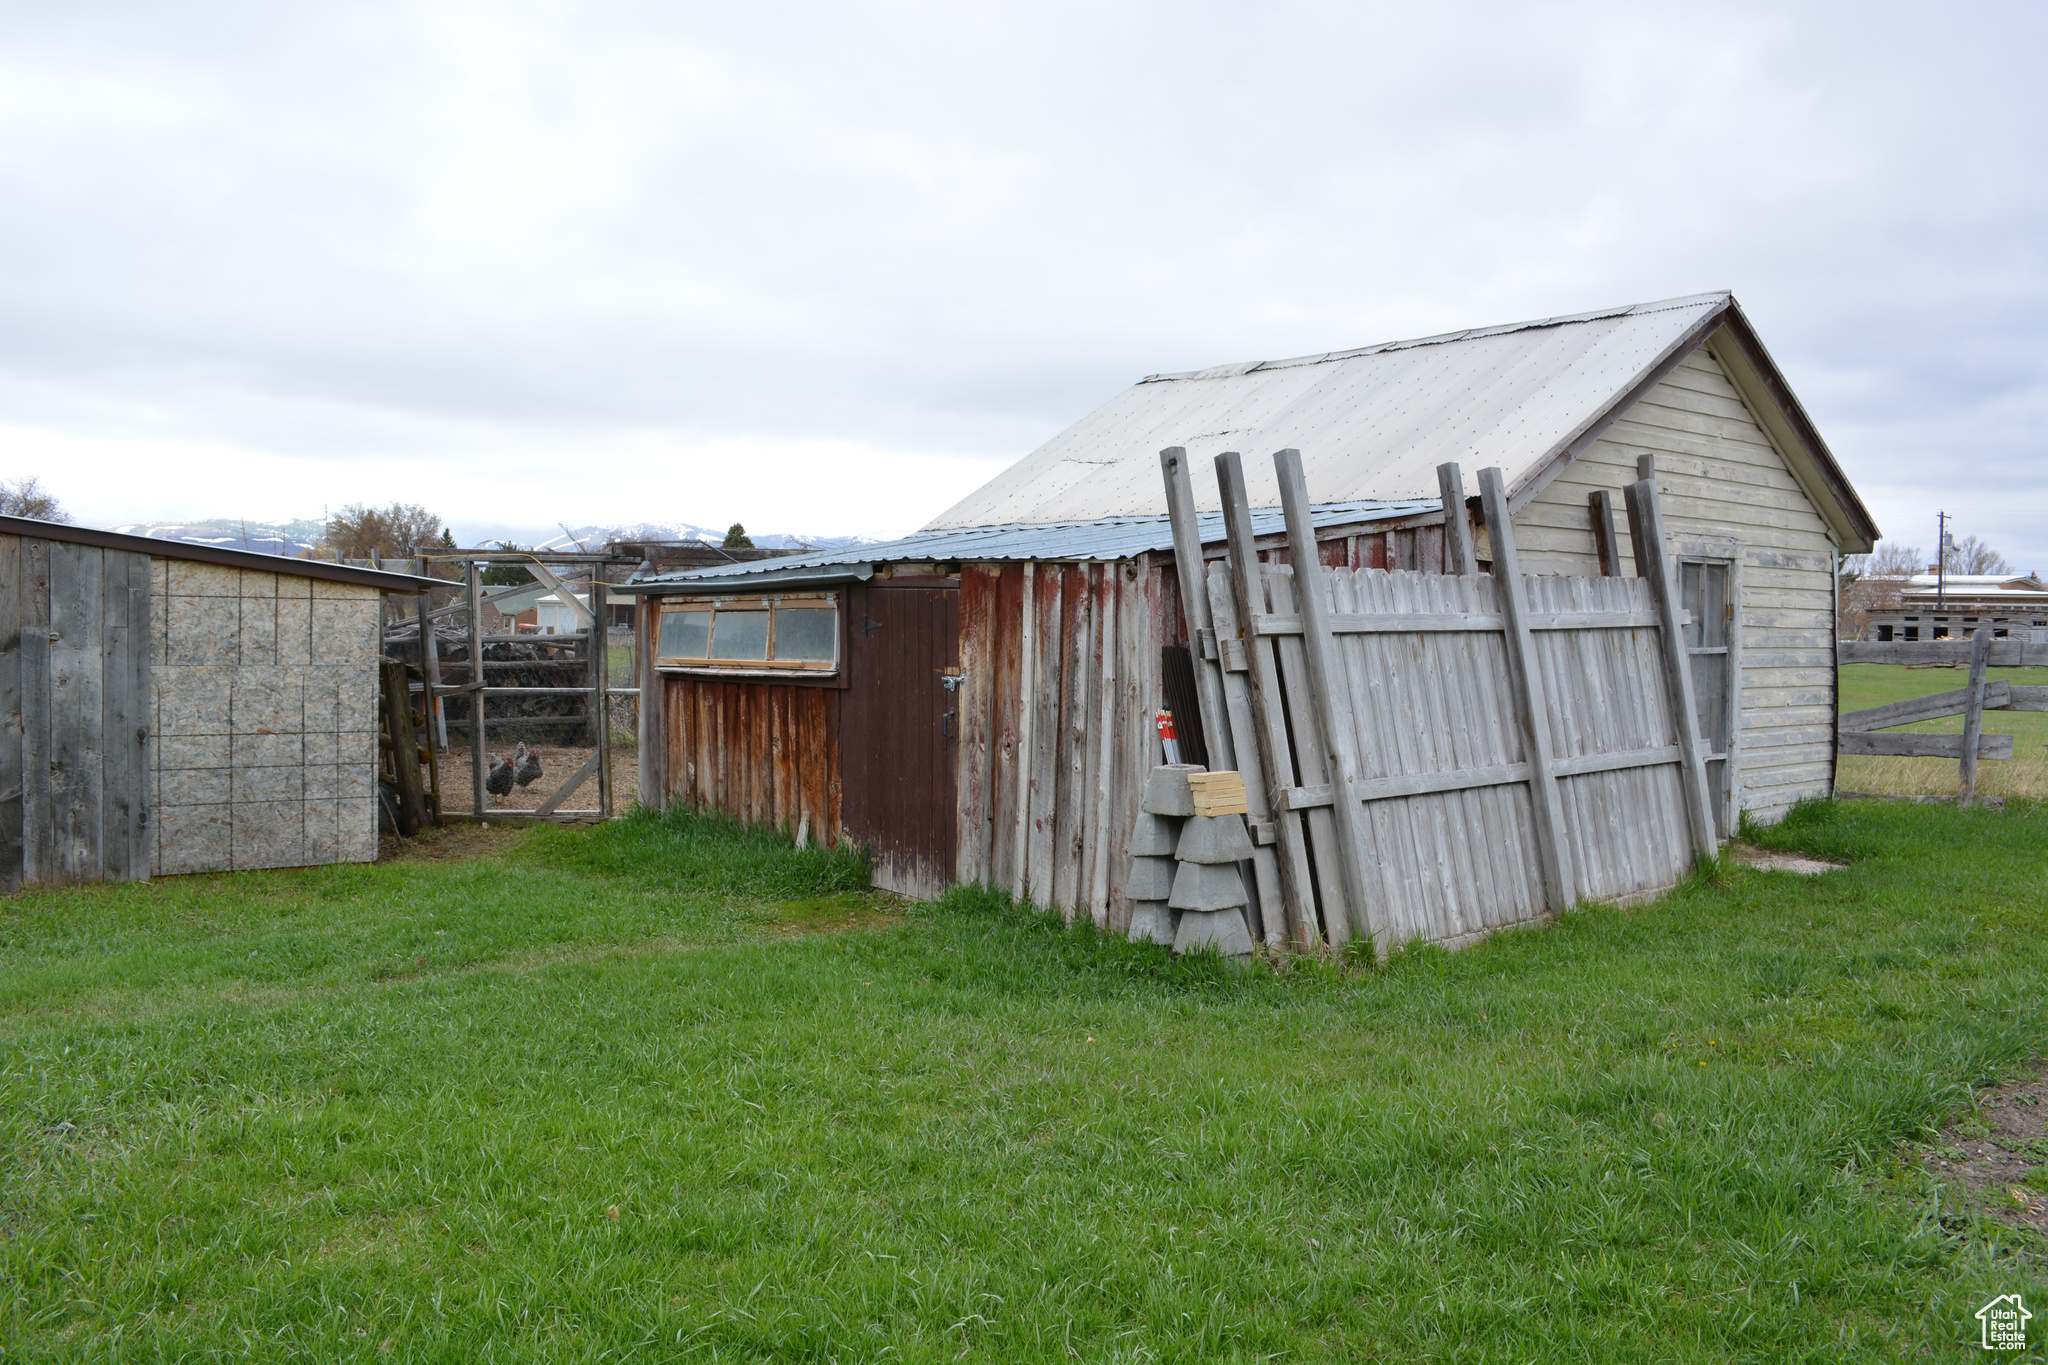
[
  {"left": 839, "top": 583, "right": 960, "bottom": 899},
  {"left": 955, "top": 556, "right": 1165, "bottom": 927},
  {"left": 662, "top": 674, "right": 841, "bottom": 843}
]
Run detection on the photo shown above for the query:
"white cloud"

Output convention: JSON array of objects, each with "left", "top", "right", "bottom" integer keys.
[{"left": 0, "top": 0, "right": 2040, "bottom": 558}]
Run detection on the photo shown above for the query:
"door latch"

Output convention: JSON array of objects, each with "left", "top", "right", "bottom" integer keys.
[{"left": 939, "top": 667, "right": 964, "bottom": 692}]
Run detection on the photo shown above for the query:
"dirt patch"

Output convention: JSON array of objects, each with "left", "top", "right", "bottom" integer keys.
[
  {"left": 1922, "top": 1062, "right": 2048, "bottom": 1230},
  {"left": 1728, "top": 842, "right": 1844, "bottom": 876},
  {"left": 435, "top": 744, "right": 640, "bottom": 816},
  {"left": 762, "top": 893, "right": 907, "bottom": 937},
  {"left": 378, "top": 821, "right": 532, "bottom": 865}
]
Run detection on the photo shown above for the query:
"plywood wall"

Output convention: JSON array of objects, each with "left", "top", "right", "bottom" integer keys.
[{"left": 149, "top": 562, "right": 383, "bottom": 873}]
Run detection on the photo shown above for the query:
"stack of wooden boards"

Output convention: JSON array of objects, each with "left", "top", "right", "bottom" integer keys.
[{"left": 1127, "top": 765, "right": 1258, "bottom": 958}]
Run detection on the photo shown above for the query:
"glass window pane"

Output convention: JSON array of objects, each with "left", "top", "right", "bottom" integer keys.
[
  {"left": 773, "top": 606, "right": 838, "bottom": 662},
  {"left": 659, "top": 609, "right": 711, "bottom": 659},
  {"left": 711, "top": 609, "right": 770, "bottom": 660},
  {"left": 1681, "top": 563, "right": 1703, "bottom": 648}
]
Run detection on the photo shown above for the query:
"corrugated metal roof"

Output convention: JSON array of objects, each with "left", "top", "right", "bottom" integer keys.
[
  {"left": 625, "top": 499, "right": 1440, "bottom": 591},
  {"left": 925, "top": 293, "right": 1732, "bottom": 529}
]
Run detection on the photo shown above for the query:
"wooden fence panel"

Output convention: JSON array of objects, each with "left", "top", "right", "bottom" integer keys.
[{"left": 1189, "top": 456, "right": 1712, "bottom": 950}]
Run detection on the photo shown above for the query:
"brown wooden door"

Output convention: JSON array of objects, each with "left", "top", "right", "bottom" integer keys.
[{"left": 838, "top": 583, "right": 960, "bottom": 899}]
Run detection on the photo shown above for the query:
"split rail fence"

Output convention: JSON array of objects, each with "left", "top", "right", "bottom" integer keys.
[
  {"left": 1163, "top": 448, "right": 1719, "bottom": 955},
  {"left": 1836, "top": 630, "right": 2048, "bottom": 804}
]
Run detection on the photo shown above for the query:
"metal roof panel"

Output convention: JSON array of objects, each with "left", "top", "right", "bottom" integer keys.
[
  {"left": 928, "top": 293, "right": 1730, "bottom": 529},
  {"left": 624, "top": 499, "right": 1441, "bottom": 591}
]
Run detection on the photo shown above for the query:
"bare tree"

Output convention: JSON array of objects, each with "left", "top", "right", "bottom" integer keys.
[
  {"left": 322, "top": 503, "right": 444, "bottom": 558},
  {"left": 0, "top": 476, "right": 68, "bottom": 522},
  {"left": 1946, "top": 534, "right": 2010, "bottom": 576},
  {"left": 1839, "top": 540, "right": 1921, "bottom": 639}
]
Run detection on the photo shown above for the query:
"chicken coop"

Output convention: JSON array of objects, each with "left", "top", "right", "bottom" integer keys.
[{"left": 625, "top": 293, "right": 1878, "bottom": 943}]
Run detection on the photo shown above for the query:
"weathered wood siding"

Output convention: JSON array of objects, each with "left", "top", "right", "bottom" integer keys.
[
  {"left": 662, "top": 676, "right": 841, "bottom": 843},
  {"left": 1514, "top": 338, "right": 1839, "bottom": 823},
  {"left": 954, "top": 558, "right": 1167, "bottom": 928}
]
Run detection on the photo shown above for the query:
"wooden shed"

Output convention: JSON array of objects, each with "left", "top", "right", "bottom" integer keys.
[
  {"left": 1, "top": 517, "right": 429, "bottom": 890},
  {"left": 626, "top": 292, "right": 1878, "bottom": 924}
]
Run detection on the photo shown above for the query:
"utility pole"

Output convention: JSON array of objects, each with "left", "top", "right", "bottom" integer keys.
[{"left": 1937, "top": 510, "right": 1947, "bottom": 612}]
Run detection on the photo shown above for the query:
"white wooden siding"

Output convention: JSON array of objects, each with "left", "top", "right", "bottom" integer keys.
[{"left": 1513, "top": 337, "right": 1837, "bottom": 824}]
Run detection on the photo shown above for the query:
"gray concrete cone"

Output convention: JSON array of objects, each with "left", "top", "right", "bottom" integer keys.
[
  {"left": 1174, "top": 814, "right": 1255, "bottom": 864},
  {"left": 1174, "top": 907, "right": 1254, "bottom": 957},
  {"left": 1141, "top": 764, "right": 1205, "bottom": 817},
  {"left": 1127, "top": 902, "right": 1176, "bottom": 947}
]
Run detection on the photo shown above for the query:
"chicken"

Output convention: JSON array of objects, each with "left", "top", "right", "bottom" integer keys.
[
  {"left": 513, "top": 742, "right": 544, "bottom": 787},
  {"left": 485, "top": 753, "right": 516, "bottom": 799}
]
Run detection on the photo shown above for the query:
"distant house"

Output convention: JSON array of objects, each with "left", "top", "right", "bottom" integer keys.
[
  {"left": 1864, "top": 572, "right": 2048, "bottom": 643},
  {"left": 624, "top": 292, "right": 1878, "bottom": 913}
]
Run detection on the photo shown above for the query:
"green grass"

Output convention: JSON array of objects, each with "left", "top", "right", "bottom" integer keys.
[
  {"left": 4, "top": 801, "right": 2046, "bottom": 1360},
  {"left": 1839, "top": 664, "right": 2048, "bottom": 798}
]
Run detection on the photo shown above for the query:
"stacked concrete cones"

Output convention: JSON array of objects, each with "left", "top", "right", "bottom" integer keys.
[
  {"left": 1125, "top": 763, "right": 1200, "bottom": 947},
  {"left": 1125, "top": 764, "right": 1256, "bottom": 959},
  {"left": 1170, "top": 812, "right": 1255, "bottom": 958}
]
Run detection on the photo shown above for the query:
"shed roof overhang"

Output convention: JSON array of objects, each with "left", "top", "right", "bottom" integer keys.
[
  {"left": 0, "top": 515, "right": 442, "bottom": 592},
  {"left": 620, "top": 499, "right": 1442, "bottom": 595}
]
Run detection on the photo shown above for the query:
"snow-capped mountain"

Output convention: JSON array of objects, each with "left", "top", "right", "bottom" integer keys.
[{"left": 105, "top": 517, "right": 885, "bottom": 557}]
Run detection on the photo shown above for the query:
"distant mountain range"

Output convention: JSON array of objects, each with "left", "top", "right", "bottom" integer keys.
[{"left": 105, "top": 517, "right": 885, "bottom": 558}]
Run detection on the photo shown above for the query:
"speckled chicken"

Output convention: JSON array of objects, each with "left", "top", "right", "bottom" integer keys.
[
  {"left": 485, "top": 753, "right": 516, "bottom": 799},
  {"left": 513, "top": 742, "right": 543, "bottom": 787}
]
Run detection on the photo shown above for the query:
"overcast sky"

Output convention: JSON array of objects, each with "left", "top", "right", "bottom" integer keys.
[{"left": 1, "top": 2, "right": 2042, "bottom": 561}]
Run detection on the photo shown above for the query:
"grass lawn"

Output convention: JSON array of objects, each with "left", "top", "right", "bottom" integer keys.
[
  {"left": 1838, "top": 663, "right": 2048, "bottom": 799},
  {"left": 4, "top": 802, "right": 2046, "bottom": 1361}
]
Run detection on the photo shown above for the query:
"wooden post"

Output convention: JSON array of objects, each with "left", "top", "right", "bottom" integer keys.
[
  {"left": 1588, "top": 490, "right": 1622, "bottom": 577},
  {"left": 466, "top": 557, "right": 486, "bottom": 815},
  {"left": 1276, "top": 448, "right": 1379, "bottom": 952},
  {"left": 593, "top": 576, "right": 613, "bottom": 816},
  {"left": 1436, "top": 463, "right": 1478, "bottom": 577},
  {"left": 1623, "top": 455, "right": 1657, "bottom": 578},
  {"left": 1159, "top": 447, "right": 1236, "bottom": 767},
  {"left": 1959, "top": 626, "right": 1992, "bottom": 805},
  {"left": 1477, "top": 467, "right": 1575, "bottom": 912},
  {"left": 1623, "top": 476, "right": 1719, "bottom": 861},
  {"left": 379, "top": 658, "right": 427, "bottom": 836},
  {"left": 1216, "top": 450, "right": 1317, "bottom": 945},
  {"left": 415, "top": 590, "right": 442, "bottom": 825},
  {"left": 638, "top": 594, "right": 666, "bottom": 813}
]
